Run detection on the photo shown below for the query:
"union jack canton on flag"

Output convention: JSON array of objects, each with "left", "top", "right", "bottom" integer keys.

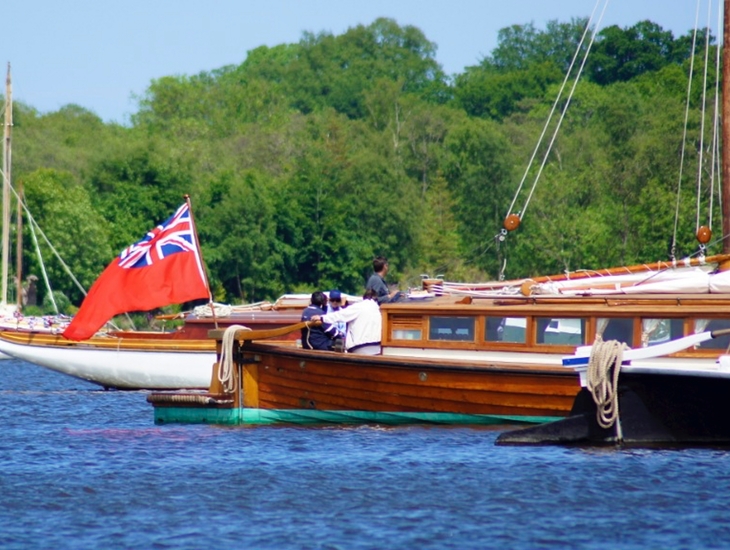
[{"left": 119, "top": 203, "right": 198, "bottom": 269}]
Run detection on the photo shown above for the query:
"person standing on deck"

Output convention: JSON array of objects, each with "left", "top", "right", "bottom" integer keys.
[{"left": 366, "top": 256, "right": 404, "bottom": 304}]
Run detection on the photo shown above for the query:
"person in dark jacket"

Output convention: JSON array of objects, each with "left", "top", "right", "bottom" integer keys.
[
  {"left": 366, "top": 256, "right": 404, "bottom": 304},
  {"left": 300, "top": 291, "right": 339, "bottom": 350}
]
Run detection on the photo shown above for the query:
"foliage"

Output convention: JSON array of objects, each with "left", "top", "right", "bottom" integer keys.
[{"left": 21, "top": 168, "right": 112, "bottom": 304}]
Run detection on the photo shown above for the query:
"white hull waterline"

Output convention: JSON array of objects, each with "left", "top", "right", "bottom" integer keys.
[{"left": 0, "top": 336, "right": 215, "bottom": 390}]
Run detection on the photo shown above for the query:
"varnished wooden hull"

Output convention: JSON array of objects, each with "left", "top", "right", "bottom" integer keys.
[{"left": 149, "top": 344, "right": 580, "bottom": 425}]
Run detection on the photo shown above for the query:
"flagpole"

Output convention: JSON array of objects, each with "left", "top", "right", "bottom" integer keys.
[{"left": 184, "top": 195, "right": 218, "bottom": 329}]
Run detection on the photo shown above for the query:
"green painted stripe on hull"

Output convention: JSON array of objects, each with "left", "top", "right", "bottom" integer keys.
[{"left": 153, "top": 407, "right": 559, "bottom": 426}]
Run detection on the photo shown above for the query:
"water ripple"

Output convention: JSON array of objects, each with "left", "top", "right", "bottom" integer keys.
[{"left": 2, "top": 360, "right": 730, "bottom": 549}]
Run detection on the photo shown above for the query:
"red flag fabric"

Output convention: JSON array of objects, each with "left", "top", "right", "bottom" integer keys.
[{"left": 62, "top": 203, "right": 209, "bottom": 341}]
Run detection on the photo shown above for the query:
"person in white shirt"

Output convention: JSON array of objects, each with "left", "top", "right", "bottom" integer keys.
[{"left": 313, "top": 289, "right": 382, "bottom": 355}]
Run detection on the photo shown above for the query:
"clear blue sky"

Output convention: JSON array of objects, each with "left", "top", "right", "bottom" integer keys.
[{"left": 1, "top": 0, "right": 713, "bottom": 125}]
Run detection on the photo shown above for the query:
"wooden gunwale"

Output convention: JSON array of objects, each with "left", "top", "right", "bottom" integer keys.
[{"left": 0, "top": 330, "right": 215, "bottom": 351}]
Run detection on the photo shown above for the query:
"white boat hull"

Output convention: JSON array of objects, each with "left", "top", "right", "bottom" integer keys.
[{"left": 0, "top": 337, "right": 215, "bottom": 390}]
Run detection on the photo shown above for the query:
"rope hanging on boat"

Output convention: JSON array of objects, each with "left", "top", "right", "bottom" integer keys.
[
  {"left": 586, "top": 338, "right": 626, "bottom": 433},
  {"left": 218, "top": 324, "right": 251, "bottom": 393}
]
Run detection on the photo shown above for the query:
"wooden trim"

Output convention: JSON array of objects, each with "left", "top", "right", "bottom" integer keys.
[{"left": 243, "top": 363, "right": 259, "bottom": 407}]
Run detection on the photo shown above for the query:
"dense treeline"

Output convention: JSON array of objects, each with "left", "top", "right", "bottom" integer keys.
[{"left": 5, "top": 17, "right": 724, "bottom": 312}]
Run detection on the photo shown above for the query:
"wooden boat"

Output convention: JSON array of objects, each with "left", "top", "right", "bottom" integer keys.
[{"left": 147, "top": 255, "right": 730, "bottom": 425}]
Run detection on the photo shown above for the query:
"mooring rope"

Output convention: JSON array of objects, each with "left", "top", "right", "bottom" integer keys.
[
  {"left": 586, "top": 338, "right": 626, "bottom": 432},
  {"left": 218, "top": 324, "right": 251, "bottom": 393}
]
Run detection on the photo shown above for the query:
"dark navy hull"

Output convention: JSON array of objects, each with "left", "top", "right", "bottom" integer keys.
[{"left": 497, "top": 373, "right": 730, "bottom": 447}]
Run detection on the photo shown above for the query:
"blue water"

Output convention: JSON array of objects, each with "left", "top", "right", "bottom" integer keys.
[{"left": 2, "top": 360, "right": 730, "bottom": 550}]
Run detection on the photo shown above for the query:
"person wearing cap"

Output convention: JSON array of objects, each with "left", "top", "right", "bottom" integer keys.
[
  {"left": 327, "top": 290, "right": 347, "bottom": 343},
  {"left": 312, "top": 289, "right": 382, "bottom": 355}
]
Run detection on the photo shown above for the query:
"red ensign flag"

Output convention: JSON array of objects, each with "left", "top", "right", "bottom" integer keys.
[{"left": 62, "top": 203, "right": 210, "bottom": 341}]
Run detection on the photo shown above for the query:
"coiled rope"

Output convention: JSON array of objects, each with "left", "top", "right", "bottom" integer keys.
[
  {"left": 194, "top": 302, "right": 233, "bottom": 318},
  {"left": 218, "top": 324, "right": 251, "bottom": 393},
  {"left": 586, "top": 339, "right": 627, "bottom": 433}
]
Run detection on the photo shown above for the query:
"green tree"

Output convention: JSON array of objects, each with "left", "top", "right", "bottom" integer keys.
[
  {"left": 441, "top": 116, "right": 515, "bottom": 275},
  {"left": 486, "top": 19, "right": 589, "bottom": 73},
  {"left": 588, "top": 21, "right": 697, "bottom": 85},
  {"left": 21, "top": 169, "right": 112, "bottom": 305}
]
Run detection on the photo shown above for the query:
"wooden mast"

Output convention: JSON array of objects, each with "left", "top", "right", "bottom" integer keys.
[
  {"left": 720, "top": 0, "right": 730, "bottom": 254},
  {"left": 2, "top": 63, "right": 11, "bottom": 308}
]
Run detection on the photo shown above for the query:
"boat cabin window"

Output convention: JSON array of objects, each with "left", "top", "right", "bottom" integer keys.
[
  {"left": 392, "top": 328, "right": 422, "bottom": 340},
  {"left": 486, "top": 316, "right": 526, "bottom": 343},
  {"left": 428, "top": 316, "right": 475, "bottom": 342},
  {"left": 694, "top": 319, "right": 730, "bottom": 350},
  {"left": 537, "top": 317, "right": 585, "bottom": 345},
  {"left": 390, "top": 315, "right": 424, "bottom": 340},
  {"left": 596, "top": 318, "right": 634, "bottom": 346},
  {"left": 642, "top": 319, "right": 684, "bottom": 347}
]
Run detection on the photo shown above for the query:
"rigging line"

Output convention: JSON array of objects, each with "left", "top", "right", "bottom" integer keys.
[
  {"left": 505, "top": 0, "right": 603, "bottom": 220},
  {"left": 715, "top": 119, "right": 722, "bottom": 223},
  {"left": 709, "top": 0, "right": 723, "bottom": 229},
  {"left": 696, "top": 0, "right": 714, "bottom": 233},
  {"left": 27, "top": 206, "right": 58, "bottom": 314},
  {"left": 6, "top": 182, "right": 87, "bottom": 296},
  {"left": 673, "top": 0, "right": 702, "bottom": 255},
  {"left": 520, "top": 0, "right": 609, "bottom": 220}
]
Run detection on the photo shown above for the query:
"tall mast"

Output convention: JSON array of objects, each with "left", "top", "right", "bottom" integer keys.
[
  {"left": 720, "top": 0, "right": 730, "bottom": 254},
  {"left": 2, "top": 63, "right": 11, "bottom": 307}
]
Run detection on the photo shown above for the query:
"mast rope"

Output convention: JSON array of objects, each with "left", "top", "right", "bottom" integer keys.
[
  {"left": 502, "top": 0, "right": 609, "bottom": 229},
  {"left": 695, "top": 0, "right": 714, "bottom": 238},
  {"left": 672, "top": 2, "right": 701, "bottom": 259},
  {"left": 708, "top": 0, "right": 723, "bottom": 231}
]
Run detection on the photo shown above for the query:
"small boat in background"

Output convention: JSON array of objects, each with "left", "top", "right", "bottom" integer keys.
[
  {"left": 0, "top": 292, "right": 361, "bottom": 389},
  {"left": 0, "top": 295, "right": 314, "bottom": 390}
]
